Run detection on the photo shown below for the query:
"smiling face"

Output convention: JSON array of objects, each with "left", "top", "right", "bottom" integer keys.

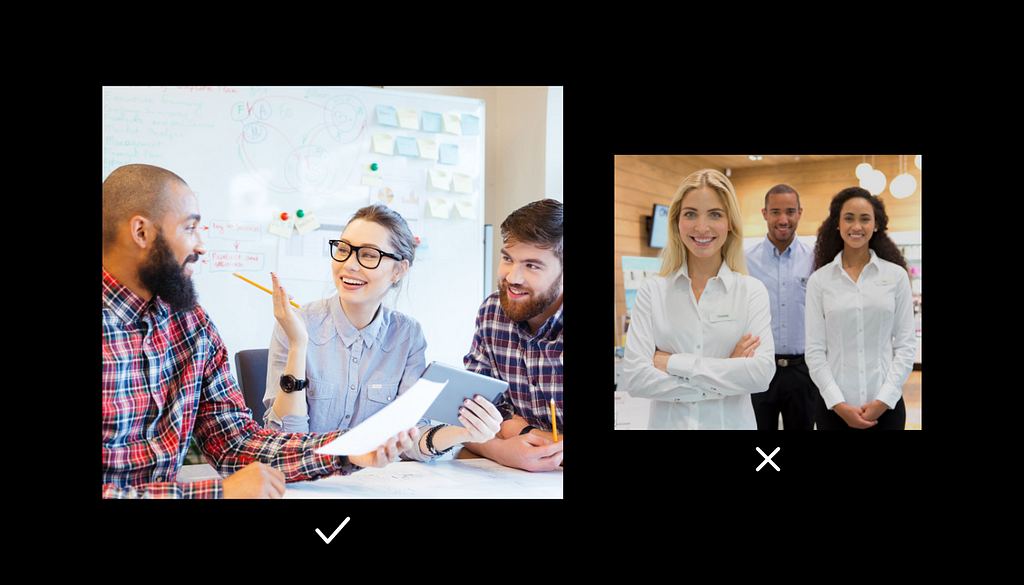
[
  {"left": 332, "top": 219, "right": 408, "bottom": 307},
  {"left": 762, "top": 190, "right": 802, "bottom": 247},
  {"left": 839, "top": 196, "right": 875, "bottom": 249},
  {"left": 678, "top": 187, "right": 730, "bottom": 261},
  {"left": 497, "top": 240, "right": 562, "bottom": 327}
]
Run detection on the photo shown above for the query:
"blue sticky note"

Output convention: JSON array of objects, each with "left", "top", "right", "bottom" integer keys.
[
  {"left": 376, "top": 105, "right": 398, "bottom": 127},
  {"left": 462, "top": 114, "right": 480, "bottom": 135},
  {"left": 396, "top": 136, "right": 418, "bottom": 156},
  {"left": 439, "top": 143, "right": 459, "bottom": 165},
  {"left": 422, "top": 111, "right": 442, "bottom": 132}
]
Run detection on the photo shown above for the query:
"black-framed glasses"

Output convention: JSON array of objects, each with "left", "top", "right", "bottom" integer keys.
[{"left": 328, "top": 240, "right": 403, "bottom": 269}]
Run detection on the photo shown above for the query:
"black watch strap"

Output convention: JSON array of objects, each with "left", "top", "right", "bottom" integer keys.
[
  {"left": 519, "top": 425, "right": 535, "bottom": 435},
  {"left": 280, "top": 374, "right": 309, "bottom": 393},
  {"left": 338, "top": 455, "right": 363, "bottom": 476}
]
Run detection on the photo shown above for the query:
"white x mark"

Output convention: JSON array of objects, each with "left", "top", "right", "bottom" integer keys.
[{"left": 756, "top": 447, "right": 780, "bottom": 471}]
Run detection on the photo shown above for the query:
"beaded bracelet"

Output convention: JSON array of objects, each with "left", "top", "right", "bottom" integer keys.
[{"left": 426, "top": 424, "right": 453, "bottom": 457}]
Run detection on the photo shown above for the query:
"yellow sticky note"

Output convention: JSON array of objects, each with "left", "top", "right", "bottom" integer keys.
[
  {"left": 454, "top": 200, "right": 476, "bottom": 219},
  {"left": 452, "top": 173, "right": 472, "bottom": 193},
  {"left": 442, "top": 114, "right": 462, "bottom": 135},
  {"left": 397, "top": 108, "right": 418, "bottom": 129},
  {"left": 417, "top": 138, "right": 438, "bottom": 160},
  {"left": 427, "top": 197, "right": 449, "bottom": 219},
  {"left": 428, "top": 170, "right": 450, "bottom": 191},
  {"left": 361, "top": 164, "right": 383, "bottom": 186},
  {"left": 372, "top": 133, "right": 394, "bottom": 155},
  {"left": 295, "top": 212, "right": 321, "bottom": 235},
  {"left": 269, "top": 216, "right": 294, "bottom": 238}
]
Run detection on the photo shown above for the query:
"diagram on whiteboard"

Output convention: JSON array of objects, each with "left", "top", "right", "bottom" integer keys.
[{"left": 232, "top": 94, "right": 368, "bottom": 195}]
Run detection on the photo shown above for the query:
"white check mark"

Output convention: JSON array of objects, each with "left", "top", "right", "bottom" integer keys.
[{"left": 315, "top": 517, "right": 351, "bottom": 544}]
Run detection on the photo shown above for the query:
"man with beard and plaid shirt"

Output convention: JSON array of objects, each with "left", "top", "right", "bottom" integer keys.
[
  {"left": 102, "top": 164, "right": 417, "bottom": 498},
  {"left": 461, "top": 200, "right": 563, "bottom": 472}
]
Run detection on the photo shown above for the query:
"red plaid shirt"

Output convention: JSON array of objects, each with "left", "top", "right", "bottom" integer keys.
[{"left": 102, "top": 267, "right": 345, "bottom": 498}]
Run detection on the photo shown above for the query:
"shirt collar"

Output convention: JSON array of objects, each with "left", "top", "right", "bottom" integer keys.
[
  {"left": 829, "top": 248, "right": 879, "bottom": 275},
  {"left": 327, "top": 296, "right": 390, "bottom": 349},
  {"left": 763, "top": 233, "right": 794, "bottom": 259},
  {"left": 102, "top": 266, "right": 167, "bottom": 324},
  {"left": 532, "top": 301, "right": 563, "bottom": 339},
  {"left": 673, "top": 258, "right": 735, "bottom": 292}
]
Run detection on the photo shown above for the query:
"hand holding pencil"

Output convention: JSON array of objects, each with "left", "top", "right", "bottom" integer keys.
[
  {"left": 269, "top": 272, "right": 308, "bottom": 346},
  {"left": 233, "top": 272, "right": 307, "bottom": 346}
]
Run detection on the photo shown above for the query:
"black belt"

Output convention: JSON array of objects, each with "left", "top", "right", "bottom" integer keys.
[{"left": 775, "top": 354, "right": 804, "bottom": 368}]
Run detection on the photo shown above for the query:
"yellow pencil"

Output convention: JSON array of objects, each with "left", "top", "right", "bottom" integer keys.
[
  {"left": 550, "top": 398, "right": 558, "bottom": 442},
  {"left": 233, "top": 272, "right": 301, "bottom": 308}
]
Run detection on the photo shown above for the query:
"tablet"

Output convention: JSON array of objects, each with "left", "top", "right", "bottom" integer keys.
[{"left": 420, "top": 361, "right": 509, "bottom": 426}]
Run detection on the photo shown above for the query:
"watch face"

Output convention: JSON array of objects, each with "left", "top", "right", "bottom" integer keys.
[{"left": 281, "top": 375, "right": 294, "bottom": 392}]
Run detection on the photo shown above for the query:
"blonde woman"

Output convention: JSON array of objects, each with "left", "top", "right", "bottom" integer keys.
[{"left": 622, "top": 169, "right": 776, "bottom": 429}]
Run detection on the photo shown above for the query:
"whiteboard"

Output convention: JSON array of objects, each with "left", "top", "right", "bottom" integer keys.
[{"left": 102, "top": 86, "right": 486, "bottom": 378}]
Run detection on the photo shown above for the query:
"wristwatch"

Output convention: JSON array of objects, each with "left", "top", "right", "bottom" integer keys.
[
  {"left": 280, "top": 374, "right": 309, "bottom": 393},
  {"left": 338, "top": 455, "right": 363, "bottom": 476},
  {"left": 519, "top": 425, "right": 536, "bottom": 436}
]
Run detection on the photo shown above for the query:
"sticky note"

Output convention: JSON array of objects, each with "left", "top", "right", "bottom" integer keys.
[
  {"left": 397, "top": 108, "right": 418, "bottom": 129},
  {"left": 295, "top": 212, "right": 321, "bottom": 235},
  {"left": 372, "top": 133, "right": 394, "bottom": 155},
  {"left": 361, "top": 163, "right": 383, "bottom": 186},
  {"left": 462, "top": 114, "right": 480, "bottom": 135},
  {"left": 417, "top": 139, "right": 438, "bottom": 160},
  {"left": 269, "top": 216, "right": 294, "bottom": 238},
  {"left": 439, "top": 143, "right": 459, "bottom": 165},
  {"left": 422, "top": 111, "right": 442, "bottom": 132},
  {"left": 428, "top": 170, "right": 450, "bottom": 191},
  {"left": 442, "top": 114, "right": 462, "bottom": 135},
  {"left": 427, "top": 197, "right": 449, "bottom": 218},
  {"left": 395, "top": 136, "right": 418, "bottom": 156},
  {"left": 376, "top": 105, "right": 398, "bottom": 127},
  {"left": 453, "top": 173, "right": 472, "bottom": 193},
  {"left": 454, "top": 200, "right": 476, "bottom": 219}
]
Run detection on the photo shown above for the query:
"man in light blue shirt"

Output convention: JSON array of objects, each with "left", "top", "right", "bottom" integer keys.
[{"left": 745, "top": 185, "right": 818, "bottom": 430}]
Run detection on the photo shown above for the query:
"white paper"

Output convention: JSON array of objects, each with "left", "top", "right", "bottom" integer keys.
[{"left": 315, "top": 377, "right": 448, "bottom": 456}]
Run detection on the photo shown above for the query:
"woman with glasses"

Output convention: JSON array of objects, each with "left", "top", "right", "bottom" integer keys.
[{"left": 262, "top": 204, "right": 503, "bottom": 465}]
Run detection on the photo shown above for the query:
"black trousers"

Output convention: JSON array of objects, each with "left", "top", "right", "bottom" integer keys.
[
  {"left": 751, "top": 355, "right": 817, "bottom": 430},
  {"left": 814, "top": 393, "right": 906, "bottom": 430}
]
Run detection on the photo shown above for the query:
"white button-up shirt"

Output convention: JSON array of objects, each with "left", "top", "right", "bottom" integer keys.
[
  {"left": 804, "top": 249, "right": 916, "bottom": 410},
  {"left": 622, "top": 260, "right": 776, "bottom": 429}
]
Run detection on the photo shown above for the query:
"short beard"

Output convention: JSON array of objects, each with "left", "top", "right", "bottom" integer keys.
[
  {"left": 498, "top": 273, "right": 562, "bottom": 323},
  {"left": 137, "top": 229, "right": 199, "bottom": 313}
]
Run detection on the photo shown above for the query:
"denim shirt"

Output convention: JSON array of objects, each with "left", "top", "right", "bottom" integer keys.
[{"left": 263, "top": 296, "right": 433, "bottom": 461}]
